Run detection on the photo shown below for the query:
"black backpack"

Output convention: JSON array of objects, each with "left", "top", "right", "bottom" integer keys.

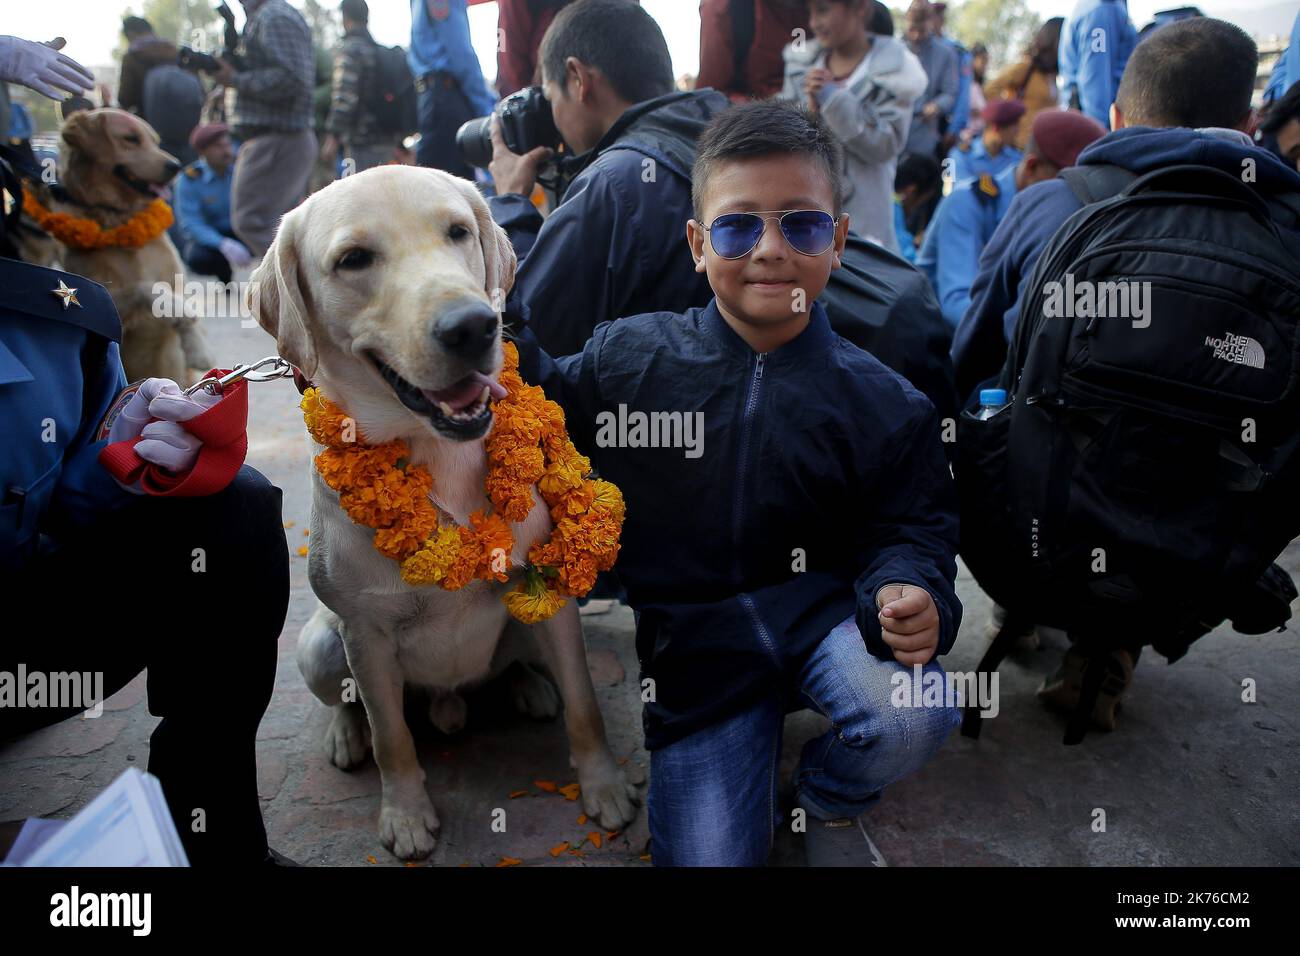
[
  {"left": 365, "top": 43, "right": 417, "bottom": 137},
  {"left": 953, "top": 162, "right": 1300, "bottom": 741},
  {"left": 142, "top": 64, "right": 205, "bottom": 164}
]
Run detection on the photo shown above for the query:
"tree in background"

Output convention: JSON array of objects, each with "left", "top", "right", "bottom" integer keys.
[
  {"left": 950, "top": 0, "right": 1041, "bottom": 71},
  {"left": 301, "top": 0, "right": 341, "bottom": 52}
]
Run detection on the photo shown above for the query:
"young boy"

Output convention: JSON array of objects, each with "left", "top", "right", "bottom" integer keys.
[{"left": 520, "top": 100, "right": 962, "bottom": 867}]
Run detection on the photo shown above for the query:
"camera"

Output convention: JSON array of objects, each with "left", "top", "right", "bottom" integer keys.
[
  {"left": 177, "top": 46, "right": 222, "bottom": 73},
  {"left": 456, "top": 86, "right": 562, "bottom": 169}
]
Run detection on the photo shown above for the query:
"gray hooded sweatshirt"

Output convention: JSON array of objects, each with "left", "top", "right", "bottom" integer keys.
[{"left": 781, "top": 34, "right": 928, "bottom": 253}]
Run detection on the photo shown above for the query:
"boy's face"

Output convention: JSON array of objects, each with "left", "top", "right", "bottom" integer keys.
[{"left": 687, "top": 153, "right": 848, "bottom": 343}]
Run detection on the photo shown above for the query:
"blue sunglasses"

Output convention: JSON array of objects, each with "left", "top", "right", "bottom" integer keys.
[{"left": 704, "top": 209, "right": 839, "bottom": 259}]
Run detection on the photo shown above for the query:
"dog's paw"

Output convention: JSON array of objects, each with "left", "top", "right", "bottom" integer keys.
[
  {"left": 427, "top": 691, "right": 468, "bottom": 735},
  {"left": 379, "top": 794, "right": 440, "bottom": 861},
  {"left": 576, "top": 752, "right": 642, "bottom": 831},
  {"left": 509, "top": 663, "right": 560, "bottom": 720},
  {"left": 324, "top": 702, "right": 371, "bottom": 770}
]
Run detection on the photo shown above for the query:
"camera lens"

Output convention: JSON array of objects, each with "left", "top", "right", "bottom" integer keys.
[{"left": 455, "top": 116, "right": 495, "bottom": 169}]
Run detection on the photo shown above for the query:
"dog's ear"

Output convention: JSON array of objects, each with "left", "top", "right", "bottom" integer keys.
[
  {"left": 247, "top": 208, "right": 318, "bottom": 379},
  {"left": 61, "top": 110, "right": 105, "bottom": 156},
  {"left": 464, "top": 180, "right": 517, "bottom": 307}
]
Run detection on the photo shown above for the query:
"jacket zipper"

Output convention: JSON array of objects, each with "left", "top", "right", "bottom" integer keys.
[
  {"left": 733, "top": 354, "right": 778, "bottom": 663},
  {"left": 732, "top": 352, "right": 765, "bottom": 584}
]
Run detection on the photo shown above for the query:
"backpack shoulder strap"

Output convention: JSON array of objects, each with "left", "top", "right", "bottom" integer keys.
[{"left": 1058, "top": 163, "right": 1136, "bottom": 206}]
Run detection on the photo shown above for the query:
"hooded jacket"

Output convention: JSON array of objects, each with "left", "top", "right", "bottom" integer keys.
[
  {"left": 491, "top": 89, "right": 728, "bottom": 358},
  {"left": 780, "top": 35, "right": 928, "bottom": 253},
  {"left": 951, "top": 126, "right": 1300, "bottom": 405},
  {"left": 522, "top": 300, "right": 962, "bottom": 749}
]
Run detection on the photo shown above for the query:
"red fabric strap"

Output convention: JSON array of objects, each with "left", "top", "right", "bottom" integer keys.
[{"left": 97, "top": 370, "right": 249, "bottom": 497}]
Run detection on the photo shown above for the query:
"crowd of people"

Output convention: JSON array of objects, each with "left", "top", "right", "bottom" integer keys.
[{"left": 1, "top": 0, "right": 1299, "bottom": 870}]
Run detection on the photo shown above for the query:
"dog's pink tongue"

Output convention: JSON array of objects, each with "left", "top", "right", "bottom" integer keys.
[{"left": 423, "top": 371, "right": 506, "bottom": 411}]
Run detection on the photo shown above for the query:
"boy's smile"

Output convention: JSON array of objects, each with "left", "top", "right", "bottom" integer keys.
[{"left": 688, "top": 153, "right": 849, "bottom": 354}]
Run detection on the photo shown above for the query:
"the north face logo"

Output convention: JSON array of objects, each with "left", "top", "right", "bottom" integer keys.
[{"left": 1205, "top": 332, "right": 1265, "bottom": 369}]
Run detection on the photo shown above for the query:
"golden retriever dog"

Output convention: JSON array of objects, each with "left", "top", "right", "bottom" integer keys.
[
  {"left": 250, "top": 165, "right": 640, "bottom": 861},
  {"left": 46, "top": 108, "right": 211, "bottom": 383}
]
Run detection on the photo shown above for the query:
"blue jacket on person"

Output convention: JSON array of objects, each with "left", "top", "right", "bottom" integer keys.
[
  {"left": 1264, "top": 9, "right": 1300, "bottom": 105},
  {"left": 408, "top": 0, "right": 496, "bottom": 117},
  {"left": 917, "top": 164, "right": 1017, "bottom": 329},
  {"left": 174, "top": 157, "right": 234, "bottom": 252},
  {"left": 518, "top": 299, "right": 962, "bottom": 749},
  {"left": 946, "top": 138, "right": 1023, "bottom": 182},
  {"left": 1058, "top": 0, "right": 1138, "bottom": 128},
  {"left": 0, "top": 258, "right": 131, "bottom": 572},
  {"left": 491, "top": 89, "right": 727, "bottom": 358},
  {"left": 945, "top": 37, "right": 973, "bottom": 137},
  {"left": 950, "top": 125, "right": 1300, "bottom": 405}
]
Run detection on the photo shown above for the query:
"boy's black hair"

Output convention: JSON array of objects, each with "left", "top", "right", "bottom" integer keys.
[
  {"left": 894, "top": 151, "right": 940, "bottom": 193},
  {"left": 540, "top": 0, "right": 674, "bottom": 105},
  {"left": 1115, "top": 18, "right": 1256, "bottom": 129},
  {"left": 869, "top": 1, "right": 894, "bottom": 37},
  {"left": 1261, "top": 81, "right": 1300, "bottom": 135},
  {"left": 340, "top": 0, "right": 369, "bottom": 26},
  {"left": 692, "top": 101, "right": 844, "bottom": 219},
  {"left": 122, "top": 16, "right": 153, "bottom": 38}
]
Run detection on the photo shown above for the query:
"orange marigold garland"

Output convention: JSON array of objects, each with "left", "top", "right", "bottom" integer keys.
[
  {"left": 22, "top": 188, "right": 173, "bottom": 250},
  {"left": 299, "top": 341, "right": 623, "bottom": 624}
]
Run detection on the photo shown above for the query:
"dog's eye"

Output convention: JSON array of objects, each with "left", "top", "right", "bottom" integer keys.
[
  {"left": 448, "top": 224, "right": 471, "bottom": 241},
  {"left": 336, "top": 248, "right": 375, "bottom": 271},
  {"left": 124, "top": 134, "right": 141, "bottom": 145}
]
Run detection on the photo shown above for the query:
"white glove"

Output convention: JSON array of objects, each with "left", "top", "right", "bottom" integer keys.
[
  {"left": 218, "top": 237, "right": 253, "bottom": 268},
  {"left": 135, "top": 383, "right": 223, "bottom": 474},
  {"left": 107, "top": 378, "right": 175, "bottom": 445},
  {"left": 0, "top": 35, "right": 94, "bottom": 100}
]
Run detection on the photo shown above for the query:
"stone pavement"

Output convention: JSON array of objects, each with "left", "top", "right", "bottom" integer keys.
[{"left": 1, "top": 269, "right": 1297, "bottom": 867}]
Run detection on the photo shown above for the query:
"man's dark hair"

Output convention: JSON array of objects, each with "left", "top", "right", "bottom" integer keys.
[
  {"left": 869, "top": 1, "right": 894, "bottom": 37},
  {"left": 340, "top": 0, "right": 369, "bottom": 25},
  {"left": 1261, "top": 80, "right": 1300, "bottom": 135},
  {"left": 1115, "top": 17, "right": 1256, "bottom": 129},
  {"left": 540, "top": 0, "right": 674, "bottom": 104},
  {"left": 893, "top": 151, "right": 940, "bottom": 193},
  {"left": 692, "top": 101, "right": 844, "bottom": 218},
  {"left": 122, "top": 16, "right": 153, "bottom": 39}
]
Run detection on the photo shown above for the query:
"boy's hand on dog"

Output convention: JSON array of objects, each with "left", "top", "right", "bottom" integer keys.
[
  {"left": 488, "top": 113, "right": 554, "bottom": 199},
  {"left": 876, "top": 584, "right": 940, "bottom": 665}
]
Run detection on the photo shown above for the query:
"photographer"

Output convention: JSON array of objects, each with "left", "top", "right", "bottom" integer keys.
[
  {"left": 488, "top": 0, "right": 727, "bottom": 358},
  {"left": 208, "top": 0, "right": 316, "bottom": 258}
]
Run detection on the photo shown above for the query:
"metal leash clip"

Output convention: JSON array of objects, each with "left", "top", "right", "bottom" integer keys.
[{"left": 184, "top": 356, "right": 295, "bottom": 396}]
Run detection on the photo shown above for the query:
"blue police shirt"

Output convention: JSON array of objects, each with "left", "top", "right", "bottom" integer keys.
[
  {"left": 408, "top": 0, "right": 496, "bottom": 117},
  {"left": 174, "top": 157, "right": 234, "bottom": 251},
  {"left": 1, "top": 258, "right": 131, "bottom": 571},
  {"left": 947, "top": 138, "right": 1023, "bottom": 182},
  {"left": 1058, "top": 0, "right": 1138, "bottom": 128},
  {"left": 917, "top": 164, "right": 1017, "bottom": 329}
]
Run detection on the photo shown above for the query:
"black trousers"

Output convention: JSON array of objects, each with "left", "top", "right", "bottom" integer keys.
[
  {"left": 0, "top": 466, "right": 289, "bottom": 866},
  {"left": 183, "top": 228, "right": 239, "bottom": 284},
  {"left": 416, "top": 72, "right": 477, "bottom": 180}
]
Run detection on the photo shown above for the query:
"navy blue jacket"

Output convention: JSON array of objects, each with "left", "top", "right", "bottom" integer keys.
[
  {"left": 491, "top": 89, "right": 727, "bottom": 358},
  {"left": 1, "top": 257, "right": 130, "bottom": 572},
  {"left": 523, "top": 300, "right": 962, "bottom": 749},
  {"left": 951, "top": 126, "right": 1300, "bottom": 404}
]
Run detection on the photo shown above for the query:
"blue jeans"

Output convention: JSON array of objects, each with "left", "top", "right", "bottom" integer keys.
[{"left": 648, "top": 616, "right": 960, "bottom": 866}]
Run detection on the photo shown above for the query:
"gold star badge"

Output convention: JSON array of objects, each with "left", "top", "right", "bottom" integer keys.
[{"left": 51, "top": 279, "right": 81, "bottom": 310}]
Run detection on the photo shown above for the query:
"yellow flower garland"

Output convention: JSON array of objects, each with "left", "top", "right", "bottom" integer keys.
[
  {"left": 300, "top": 341, "right": 624, "bottom": 624},
  {"left": 22, "top": 187, "right": 173, "bottom": 251}
]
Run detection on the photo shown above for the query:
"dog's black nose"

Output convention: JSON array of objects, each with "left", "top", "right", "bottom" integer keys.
[
  {"left": 164, "top": 159, "right": 183, "bottom": 178},
  {"left": 432, "top": 300, "right": 498, "bottom": 357}
]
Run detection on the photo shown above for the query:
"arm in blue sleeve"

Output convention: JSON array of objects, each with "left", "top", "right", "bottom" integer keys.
[
  {"left": 950, "top": 48, "right": 972, "bottom": 131},
  {"left": 1076, "top": 8, "right": 1120, "bottom": 127},
  {"left": 175, "top": 175, "right": 226, "bottom": 251},
  {"left": 489, "top": 192, "right": 544, "bottom": 261},
  {"left": 515, "top": 321, "right": 607, "bottom": 465},
  {"left": 44, "top": 340, "right": 133, "bottom": 537},
  {"left": 934, "top": 193, "right": 983, "bottom": 330},
  {"left": 1058, "top": 19, "right": 1079, "bottom": 100},
  {"left": 437, "top": 1, "right": 497, "bottom": 115},
  {"left": 853, "top": 401, "right": 962, "bottom": 661}
]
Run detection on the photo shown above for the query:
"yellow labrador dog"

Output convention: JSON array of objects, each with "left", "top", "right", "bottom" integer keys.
[
  {"left": 50, "top": 108, "right": 211, "bottom": 383},
  {"left": 250, "top": 165, "right": 640, "bottom": 861}
]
